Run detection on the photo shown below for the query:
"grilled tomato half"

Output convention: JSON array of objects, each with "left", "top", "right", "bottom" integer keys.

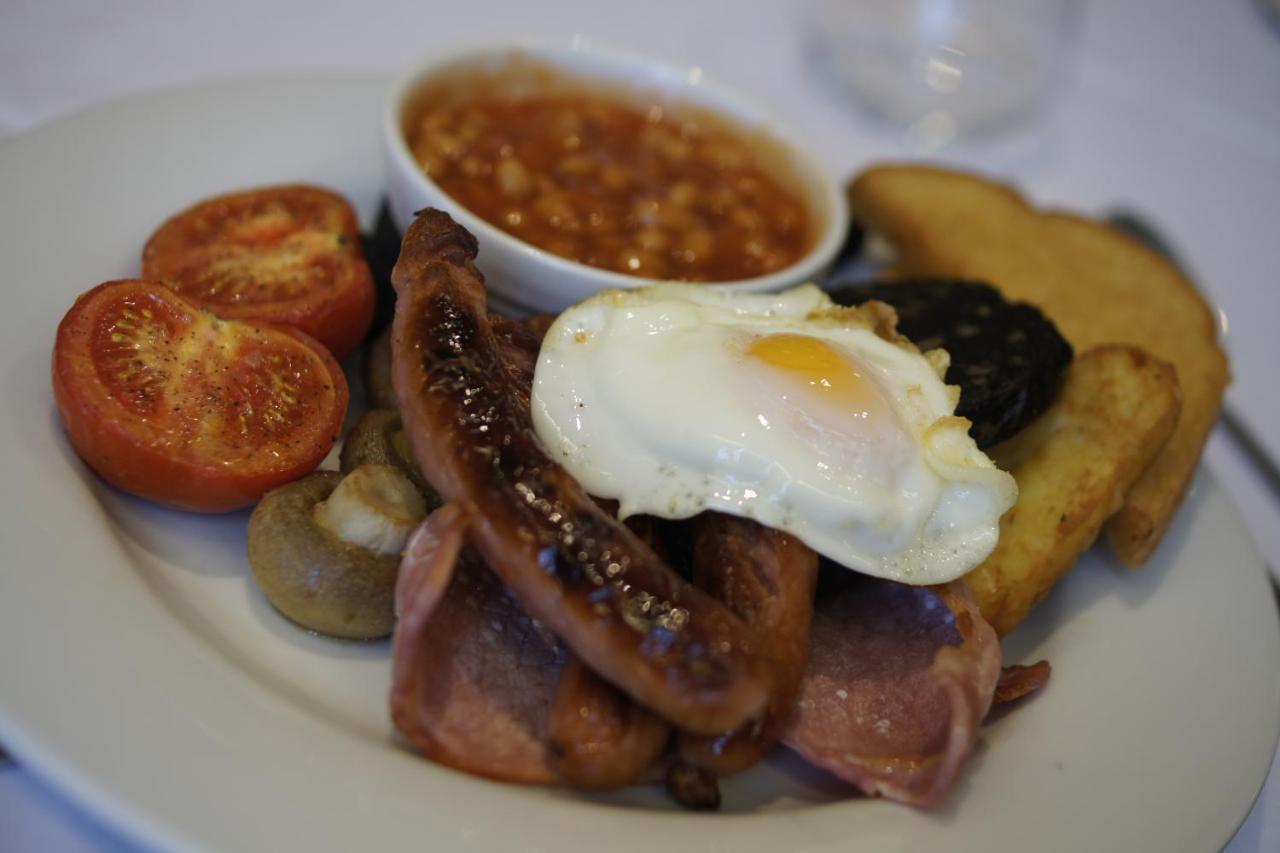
[
  {"left": 141, "top": 184, "right": 374, "bottom": 359},
  {"left": 53, "top": 279, "right": 348, "bottom": 512}
]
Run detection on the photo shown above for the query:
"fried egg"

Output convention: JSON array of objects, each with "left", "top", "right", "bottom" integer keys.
[{"left": 530, "top": 283, "right": 1016, "bottom": 584}]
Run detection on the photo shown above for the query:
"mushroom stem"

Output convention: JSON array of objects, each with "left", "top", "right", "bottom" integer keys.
[{"left": 313, "top": 464, "right": 427, "bottom": 556}]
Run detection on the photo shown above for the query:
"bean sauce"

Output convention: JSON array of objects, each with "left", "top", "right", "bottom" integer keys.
[{"left": 407, "top": 72, "right": 814, "bottom": 282}]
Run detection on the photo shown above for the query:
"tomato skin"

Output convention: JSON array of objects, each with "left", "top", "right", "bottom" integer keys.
[
  {"left": 53, "top": 280, "right": 349, "bottom": 513},
  {"left": 141, "top": 185, "right": 375, "bottom": 359}
]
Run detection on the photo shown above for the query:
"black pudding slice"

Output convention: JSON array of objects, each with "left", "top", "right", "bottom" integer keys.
[
  {"left": 361, "top": 201, "right": 404, "bottom": 334},
  {"left": 829, "top": 278, "right": 1073, "bottom": 449}
]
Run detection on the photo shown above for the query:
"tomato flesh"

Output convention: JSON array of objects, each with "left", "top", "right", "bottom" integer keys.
[
  {"left": 142, "top": 185, "right": 374, "bottom": 359},
  {"left": 54, "top": 280, "right": 349, "bottom": 512}
]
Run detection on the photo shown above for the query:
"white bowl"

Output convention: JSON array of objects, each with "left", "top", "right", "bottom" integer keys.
[{"left": 383, "top": 36, "right": 850, "bottom": 314}]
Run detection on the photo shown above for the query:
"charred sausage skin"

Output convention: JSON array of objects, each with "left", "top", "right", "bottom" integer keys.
[
  {"left": 389, "top": 209, "right": 771, "bottom": 735},
  {"left": 679, "top": 513, "right": 819, "bottom": 775}
]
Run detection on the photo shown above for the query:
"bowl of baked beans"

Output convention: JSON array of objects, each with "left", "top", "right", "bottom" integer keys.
[{"left": 383, "top": 37, "right": 849, "bottom": 313}]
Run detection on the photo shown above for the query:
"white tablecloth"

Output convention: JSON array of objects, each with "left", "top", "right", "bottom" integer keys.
[{"left": 3, "top": 1, "right": 1278, "bottom": 849}]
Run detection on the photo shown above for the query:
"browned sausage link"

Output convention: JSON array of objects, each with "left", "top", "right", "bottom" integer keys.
[
  {"left": 546, "top": 657, "right": 671, "bottom": 789},
  {"left": 519, "top": 311, "right": 558, "bottom": 342},
  {"left": 390, "top": 209, "right": 771, "bottom": 735},
  {"left": 500, "top": 315, "right": 676, "bottom": 786},
  {"left": 491, "top": 312, "right": 557, "bottom": 400},
  {"left": 504, "top": 302, "right": 674, "bottom": 783},
  {"left": 490, "top": 315, "right": 542, "bottom": 396},
  {"left": 665, "top": 760, "right": 721, "bottom": 811},
  {"left": 545, "top": 511, "right": 674, "bottom": 789},
  {"left": 678, "top": 513, "right": 819, "bottom": 776}
]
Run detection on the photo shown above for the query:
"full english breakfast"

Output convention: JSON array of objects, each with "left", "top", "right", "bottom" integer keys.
[{"left": 47, "top": 51, "right": 1229, "bottom": 814}]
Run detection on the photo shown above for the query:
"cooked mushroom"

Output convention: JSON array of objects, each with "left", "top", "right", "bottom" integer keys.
[
  {"left": 339, "top": 408, "right": 436, "bottom": 501},
  {"left": 363, "top": 324, "right": 397, "bottom": 411},
  {"left": 247, "top": 464, "right": 427, "bottom": 639}
]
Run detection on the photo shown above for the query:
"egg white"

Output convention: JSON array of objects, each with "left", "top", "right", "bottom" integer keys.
[{"left": 530, "top": 283, "right": 1016, "bottom": 585}]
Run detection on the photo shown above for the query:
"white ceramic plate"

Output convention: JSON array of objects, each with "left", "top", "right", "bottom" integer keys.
[{"left": 0, "top": 74, "right": 1277, "bottom": 853}]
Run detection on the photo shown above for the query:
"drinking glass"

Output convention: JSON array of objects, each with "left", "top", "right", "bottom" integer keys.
[{"left": 814, "top": 0, "right": 1076, "bottom": 148}]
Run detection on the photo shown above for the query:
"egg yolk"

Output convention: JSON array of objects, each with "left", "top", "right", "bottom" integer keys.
[{"left": 745, "top": 333, "right": 890, "bottom": 420}]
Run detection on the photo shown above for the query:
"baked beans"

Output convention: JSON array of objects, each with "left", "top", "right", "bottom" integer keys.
[{"left": 407, "top": 69, "right": 813, "bottom": 282}]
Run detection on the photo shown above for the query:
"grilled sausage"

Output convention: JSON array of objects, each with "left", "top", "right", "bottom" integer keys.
[
  {"left": 678, "top": 513, "right": 819, "bottom": 775},
  {"left": 546, "top": 657, "right": 671, "bottom": 789},
  {"left": 389, "top": 209, "right": 771, "bottom": 735}
]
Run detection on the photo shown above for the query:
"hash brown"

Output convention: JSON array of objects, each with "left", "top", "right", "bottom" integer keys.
[{"left": 966, "top": 345, "right": 1182, "bottom": 635}]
